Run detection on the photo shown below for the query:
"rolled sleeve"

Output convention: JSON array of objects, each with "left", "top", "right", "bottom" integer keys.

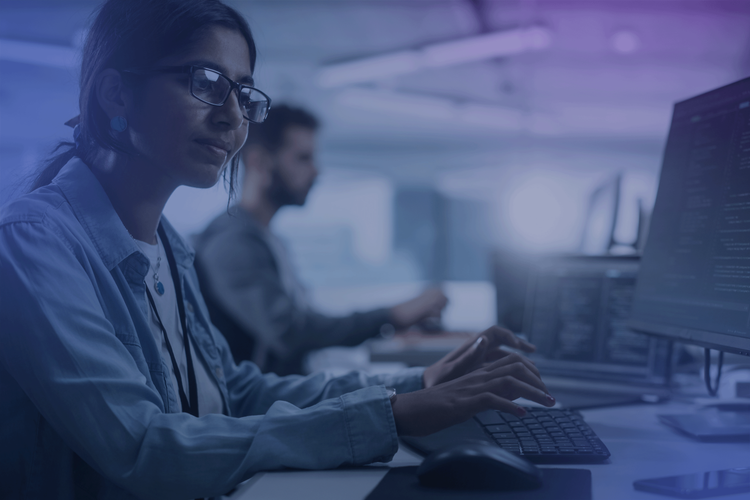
[{"left": 340, "top": 386, "right": 399, "bottom": 464}]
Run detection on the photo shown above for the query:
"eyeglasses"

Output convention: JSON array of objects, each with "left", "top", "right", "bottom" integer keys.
[{"left": 122, "top": 65, "right": 271, "bottom": 123}]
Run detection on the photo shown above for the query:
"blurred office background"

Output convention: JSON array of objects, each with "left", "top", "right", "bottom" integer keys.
[{"left": 2, "top": 0, "right": 749, "bottom": 332}]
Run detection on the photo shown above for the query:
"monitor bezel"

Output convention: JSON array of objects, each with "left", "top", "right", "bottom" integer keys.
[
  {"left": 628, "top": 76, "right": 750, "bottom": 357},
  {"left": 629, "top": 319, "right": 750, "bottom": 356}
]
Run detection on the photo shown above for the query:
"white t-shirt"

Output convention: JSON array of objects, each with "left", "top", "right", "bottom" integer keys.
[{"left": 135, "top": 235, "right": 223, "bottom": 416}]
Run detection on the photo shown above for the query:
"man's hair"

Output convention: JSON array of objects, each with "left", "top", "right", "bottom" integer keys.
[{"left": 244, "top": 104, "right": 319, "bottom": 153}]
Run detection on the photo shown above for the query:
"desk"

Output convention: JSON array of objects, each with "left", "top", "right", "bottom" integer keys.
[
  {"left": 229, "top": 401, "right": 749, "bottom": 500},
  {"left": 368, "top": 332, "right": 471, "bottom": 367}
]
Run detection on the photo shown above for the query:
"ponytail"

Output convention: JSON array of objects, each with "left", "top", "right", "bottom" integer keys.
[{"left": 30, "top": 143, "right": 78, "bottom": 192}]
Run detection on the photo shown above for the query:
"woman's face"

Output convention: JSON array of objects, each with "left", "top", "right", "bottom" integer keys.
[{"left": 125, "top": 26, "right": 252, "bottom": 190}]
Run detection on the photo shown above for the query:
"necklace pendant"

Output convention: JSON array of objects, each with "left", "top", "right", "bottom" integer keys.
[{"left": 154, "top": 280, "right": 165, "bottom": 296}]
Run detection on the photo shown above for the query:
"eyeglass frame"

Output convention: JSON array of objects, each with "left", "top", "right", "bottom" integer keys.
[{"left": 121, "top": 65, "right": 272, "bottom": 123}]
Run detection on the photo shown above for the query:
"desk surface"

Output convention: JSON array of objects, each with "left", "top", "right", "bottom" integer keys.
[{"left": 230, "top": 401, "right": 750, "bottom": 500}]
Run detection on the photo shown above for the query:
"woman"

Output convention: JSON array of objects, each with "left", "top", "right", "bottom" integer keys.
[{"left": 0, "top": 1, "right": 554, "bottom": 499}]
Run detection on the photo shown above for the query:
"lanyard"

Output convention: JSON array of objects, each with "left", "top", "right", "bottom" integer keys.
[{"left": 144, "top": 225, "right": 199, "bottom": 418}]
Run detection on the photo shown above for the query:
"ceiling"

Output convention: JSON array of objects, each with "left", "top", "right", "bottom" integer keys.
[{"left": 1, "top": 0, "right": 749, "bottom": 184}]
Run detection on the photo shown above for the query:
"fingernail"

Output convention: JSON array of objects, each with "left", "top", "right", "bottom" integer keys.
[
  {"left": 546, "top": 394, "right": 555, "bottom": 404},
  {"left": 473, "top": 337, "right": 485, "bottom": 349},
  {"left": 515, "top": 406, "right": 527, "bottom": 417}
]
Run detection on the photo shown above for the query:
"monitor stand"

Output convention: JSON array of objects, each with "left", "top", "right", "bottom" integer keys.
[{"left": 658, "top": 404, "right": 750, "bottom": 441}]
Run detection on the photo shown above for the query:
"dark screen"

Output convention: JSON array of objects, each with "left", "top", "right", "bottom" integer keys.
[
  {"left": 525, "top": 257, "right": 671, "bottom": 384},
  {"left": 630, "top": 77, "right": 750, "bottom": 355}
]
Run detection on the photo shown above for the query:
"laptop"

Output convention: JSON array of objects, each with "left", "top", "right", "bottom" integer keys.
[{"left": 521, "top": 255, "right": 673, "bottom": 409}]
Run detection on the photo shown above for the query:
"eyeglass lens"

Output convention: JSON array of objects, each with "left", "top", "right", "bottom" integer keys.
[{"left": 191, "top": 68, "right": 269, "bottom": 123}]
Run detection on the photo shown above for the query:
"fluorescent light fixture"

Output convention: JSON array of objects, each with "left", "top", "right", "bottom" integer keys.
[
  {"left": 337, "top": 88, "right": 458, "bottom": 121},
  {"left": 422, "top": 26, "right": 551, "bottom": 67},
  {"left": 336, "top": 88, "right": 526, "bottom": 130},
  {"left": 318, "top": 26, "right": 552, "bottom": 88},
  {"left": 336, "top": 88, "right": 669, "bottom": 138},
  {"left": 0, "top": 39, "right": 78, "bottom": 69}
]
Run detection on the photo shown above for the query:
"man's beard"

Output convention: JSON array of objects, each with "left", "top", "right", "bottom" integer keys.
[{"left": 268, "top": 168, "right": 309, "bottom": 207}]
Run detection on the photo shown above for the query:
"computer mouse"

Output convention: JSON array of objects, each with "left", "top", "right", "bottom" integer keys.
[{"left": 416, "top": 441, "right": 543, "bottom": 491}]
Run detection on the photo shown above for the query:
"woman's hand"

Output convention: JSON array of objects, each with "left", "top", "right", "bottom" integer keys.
[
  {"left": 391, "top": 325, "right": 553, "bottom": 437},
  {"left": 422, "top": 326, "right": 539, "bottom": 389},
  {"left": 393, "top": 350, "right": 555, "bottom": 437}
]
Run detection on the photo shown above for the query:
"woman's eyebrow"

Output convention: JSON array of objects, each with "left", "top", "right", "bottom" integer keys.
[{"left": 189, "top": 60, "right": 254, "bottom": 85}]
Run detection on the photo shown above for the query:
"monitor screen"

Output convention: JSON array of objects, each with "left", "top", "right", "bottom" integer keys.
[
  {"left": 629, "top": 77, "right": 750, "bottom": 356},
  {"left": 523, "top": 256, "right": 672, "bottom": 385}
]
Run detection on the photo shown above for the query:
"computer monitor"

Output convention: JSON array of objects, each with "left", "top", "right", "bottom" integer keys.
[
  {"left": 523, "top": 255, "right": 672, "bottom": 388},
  {"left": 629, "top": 76, "right": 750, "bottom": 358}
]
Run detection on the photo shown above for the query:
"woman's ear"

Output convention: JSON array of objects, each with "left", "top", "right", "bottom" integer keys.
[{"left": 95, "top": 69, "right": 129, "bottom": 120}]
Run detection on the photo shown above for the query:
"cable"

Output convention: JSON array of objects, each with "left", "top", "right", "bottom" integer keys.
[{"left": 704, "top": 348, "right": 724, "bottom": 397}]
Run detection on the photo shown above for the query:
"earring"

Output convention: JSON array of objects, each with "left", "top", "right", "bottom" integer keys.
[{"left": 110, "top": 116, "right": 128, "bottom": 132}]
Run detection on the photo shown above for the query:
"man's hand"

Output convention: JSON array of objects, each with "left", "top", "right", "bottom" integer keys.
[
  {"left": 422, "top": 326, "right": 540, "bottom": 389},
  {"left": 390, "top": 288, "right": 448, "bottom": 329}
]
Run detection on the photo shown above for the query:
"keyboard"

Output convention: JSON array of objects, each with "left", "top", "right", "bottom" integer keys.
[
  {"left": 475, "top": 407, "right": 610, "bottom": 463},
  {"left": 402, "top": 407, "right": 611, "bottom": 464}
]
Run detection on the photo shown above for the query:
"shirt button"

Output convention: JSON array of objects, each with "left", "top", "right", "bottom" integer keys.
[
  {"left": 186, "top": 302, "right": 194, "bottom": 314},
  {"left": 214, "top": 367, "right": 223, "bottom": 378}
]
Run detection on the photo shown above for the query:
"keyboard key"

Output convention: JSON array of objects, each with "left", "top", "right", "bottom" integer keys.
[
  {"left": 476, "top": 411, "right": 504, "bottom": 426},
  {"left": 486, "top": 425, "right": 512, "bottom": 434},
  {"left": 496, "top": 439, "right": 520, "bottom": 445},
  {"left": 492, "top": 433, "right": 516, "bottom": 439}
]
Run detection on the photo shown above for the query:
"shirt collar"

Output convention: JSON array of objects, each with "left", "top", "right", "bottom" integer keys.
[{"left": 54, "top": 157, "right": 195, "bottom": 272}]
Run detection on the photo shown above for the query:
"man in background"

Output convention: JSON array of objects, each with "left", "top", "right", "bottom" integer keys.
[{"left": 195, "top": 105, "right": 447, "bottom": 375}]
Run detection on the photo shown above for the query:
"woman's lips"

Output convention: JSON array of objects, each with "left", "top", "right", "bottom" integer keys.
[{"left": 194, "top": 140, "right": 229, "bottom": 161}]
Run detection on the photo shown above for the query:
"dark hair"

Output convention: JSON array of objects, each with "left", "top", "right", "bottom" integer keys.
[
  {"left": 32, "top": 0, "right": 256, "bottom": 200},
  {"left": 244, "top": 104, "right": 319, "bottom": 154}
]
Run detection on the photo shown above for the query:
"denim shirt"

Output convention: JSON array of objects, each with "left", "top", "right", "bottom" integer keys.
[{"left": 0, "top": 158, "right": 424, "bottom": 500}]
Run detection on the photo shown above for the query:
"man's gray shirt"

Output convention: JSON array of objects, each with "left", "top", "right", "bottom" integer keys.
[{"left": 194, "top": 207, "right": 391, "bottom": 375}]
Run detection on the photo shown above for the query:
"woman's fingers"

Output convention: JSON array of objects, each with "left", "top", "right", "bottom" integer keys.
[
  {"left": 484, "top": 352, "right": 544, "bottom": 385},
  {"left": 441, "top": 334, "right": 484, "bottom": 363},
  {"left": 481, "top": 325, "right": 536, "bottom": 353},
  {"left": 487, "top": 359, "right": 549, "bottom": 395},
  {"left": 469, "top": 392, "right": 527, "bottom": 418},
  {"left": 488, "top": 375, "right": 555, "bottom": 408},
  {"left": 449, "top": 335, "right": 488, "bottom": 374}
]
